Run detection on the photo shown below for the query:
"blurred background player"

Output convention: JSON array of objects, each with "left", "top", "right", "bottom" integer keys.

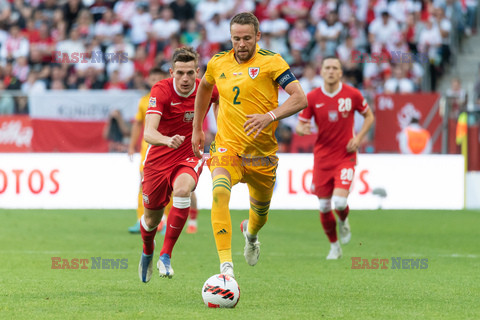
[
  {"left": 192, "top": 12, "right": 307, "bottom": 278},
  {"left": 139, "top": 47, "right": 219, "bottom": 282},
  {"left": 295, "top": 56, "right": 374, "bottom": 260},
  {"left": 128, "top": 67, "right": 167, "bottom": 233},
  {"left": 398, "top": 116, "right": 432, "bottom": 154}
]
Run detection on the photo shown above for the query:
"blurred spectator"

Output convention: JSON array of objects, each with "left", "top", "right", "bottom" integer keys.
[
  {"left": 169, "top": 0, "right": 195, "bottom": 29},
  {"left": 446, "top": 77, "right": 468, "bottom": 117},
  {"left": 289, "top": 49, "right": 307, "bottom": 79},
  {"left": 417, "top": 18, "right": 441, "bottom": 90},
  {"left": 12, "top": 56, "right": 30, "bottom": 83},
  {"left": 89, "top": 0, "right": 113, "bottom": 23},
  {"left": 104, "top": 69, "right": 127, "bottom": 90},
  {"left": 259, "top": 8, "right": 289, "bottom": 57},
  {"left": 181, "top": 20, "right": 201, "bottom": 47},
  {"left": 22, "top": 19, "right": 40, "bottom": 43},
  {"left": 398, "top": 116, "right": 432, "bottom": 154},
  {"left": 195, "top": 0, "right": 230, "bottom": 24},
  {"left": 74, "top": 9, "right": 95, "bottom": 41},
  {"left": 56, "top": 27, "right": 86, "bottom": 62},
  {"left": 384, "top": 64, "right": 416, "bottom": 93},
  {"left": 21, "top": 70, "right": 47, "bottom": 93},
  {"left": 94, "top": 8, "right": 123, "bottom": 48},
  {"left": 315, "top": 11, "right": 343, "bottom": 56},
  {"left": 106, "top": 33, "right": 135, "bottom": 61},
  {"left": 228, "top": 0, "right": 256, "bottom": 17},
  {"left": 0, "top": 25, "right": 29, "bottom": 63},
  {"left": 368, "top": 10, "right": 400, "bottom": 53},
  {"left": 388, "top": 0, "right": 417, "bottom": 27},
  {"left": 103, "top": 109, "right": 131, "bottom": 152},
  {"left": 403, "top": 12, "right": 422, "bottom": 54},
  {"left": 51, "top": 79, "right": 66, "bottom": 90},
  {"left": 0, "top": 81, "right": 15, "bottom": 115},
  {"left": 288, "top": 19, "right": 312, "bottom": 52},
  {"left": 152, "top": 7, "right": 181, "bottom": 49},
  {"left": 337, "top": 36, "right": 362, "bottom": 86},
  {"left": 113, "top": 0, "right": 136, "bottom": 29},
  {"left": 310, "top": 0, "right": 337, "bottom": 25},
  {"left": 0, "top": 0, "right": 11, "bottom": 23},
  {"left": 63, "top": 0, "right": 85, "bottom": 33},
  {"left": 133, "top": 45, "right": 154, "bottom": 79},
  {"left": 279, "top": 0, "right": 311, "bottom": 25},
  {"left": 196, "top": 27, "right": 220, "bottom": 68},
  {"left": 78, "top": 66, "right": 104, "bottom": 90},
  {"left": 204, "top": 13, "right": 230, "bottom": 50},
  {"left": 51, "top": 9, "right": 68, "bottom": 43},
  {"left": 298, "top": 63, "right": 323, "bottom": 94},
  {"left": 432, "top": 6, "right": 452, "bottom": 69},
  {"left": 338, "top": 0, "right": 357, "bottom": 24},
  {"left": 129, "top": 3, "right": 151, "bottom": 46},
  {"left": 29, "top": 22, "right": 56, "bottom": 63},
  {"left": 2, "top": 62, "right": 22, "bottom": 90}
]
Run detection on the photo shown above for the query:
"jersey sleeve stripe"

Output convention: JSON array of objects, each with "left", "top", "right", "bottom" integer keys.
[
  {"left": 146, "top": 110, "right": 163, "bottom": 115},
  {"left": 298, "top": 116, "right": 311, "bottom": 122}
]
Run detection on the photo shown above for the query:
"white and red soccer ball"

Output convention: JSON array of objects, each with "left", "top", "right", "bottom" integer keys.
[{"left": 202, "top": 274, "right": 240, "bottom": 308}]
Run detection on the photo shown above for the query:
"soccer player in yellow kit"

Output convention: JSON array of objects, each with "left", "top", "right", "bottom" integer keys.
[{"left": 192, "top": 12, "right": 307, "bottom": 277}]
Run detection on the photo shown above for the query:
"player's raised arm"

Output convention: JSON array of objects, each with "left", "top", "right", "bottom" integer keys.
[
  {"left": 192, "top": 76, "right": 214, "bottom": 157},
  {"left": 144, "top": 113, "right": 185, "bottom": 149}
]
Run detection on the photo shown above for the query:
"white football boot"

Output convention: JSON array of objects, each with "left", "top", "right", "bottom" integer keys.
[
  {"left": 326, "top": 241, "right": 342, "bottom": 260},
  {"left": 241, "top": 219, "right": 260, "bottom": 266},
  {"left": 338, "top": 218, "right": 351, "bottom": 244},
  {"left": 220, "top": 261, "right": 235, "bottom": 279}
]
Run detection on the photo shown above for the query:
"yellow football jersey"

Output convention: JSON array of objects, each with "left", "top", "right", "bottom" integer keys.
[
  {"left": 136, "top": 93, "right": 150, "bottom": 158},
  {"left": 204, "top": 45, "right": 295, "bottom": 157}
]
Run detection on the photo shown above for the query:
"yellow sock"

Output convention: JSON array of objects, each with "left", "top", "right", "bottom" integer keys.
[
  {"left": 248, "top": 202, "right": 270, "bottom": 236},
  {"left": 211, "top": 175, "right": 232, "bottom": 264},
  {"left": 137, "top": 188, "right": 144, "bottom": 220}
]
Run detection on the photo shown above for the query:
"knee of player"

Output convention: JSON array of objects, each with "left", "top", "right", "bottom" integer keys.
[
  {"left": 212, "top": 185, "right": 231, "bottom": 203},
  {"left": 332, "top": 195, "right": 348, "bottom": 211},
  {"left": 172, "top": 186, "right": 192, "bottom": 198},
  {"left": 318, "top": 198, "right": 332, "bottom": 213}
]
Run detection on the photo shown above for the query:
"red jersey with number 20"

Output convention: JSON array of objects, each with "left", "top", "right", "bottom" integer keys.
[
  {"left": 144, "top": 78, "right": 219, "bottom": 170},
  {"left": 298, "top": 82, "right": 369, "bottom": 169}
]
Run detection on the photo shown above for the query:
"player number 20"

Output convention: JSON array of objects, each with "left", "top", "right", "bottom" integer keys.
[
  {"left": 340, "top": 168, "right": 354, "bottom": 181},
  {"left": 338, "top": 98, "right": 352, "bottom": 112}
]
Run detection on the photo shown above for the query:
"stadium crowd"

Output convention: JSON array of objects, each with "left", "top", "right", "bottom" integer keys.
[{"left": 0, "top": 0, "right": 477, "bottom": 149}]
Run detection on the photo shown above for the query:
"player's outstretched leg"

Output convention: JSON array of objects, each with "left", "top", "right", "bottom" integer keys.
[
  {"left": 158, "top": 196, "right": 191, "bottom": 278},
  {"left": 138, "top": 215, "right": 158, "bottom": 282},
  {"left": 241, "top": 219, "right": 261, "bottom": 266},
  {"left": 320, "top": 211, "right": 342, "bottom": 260}
]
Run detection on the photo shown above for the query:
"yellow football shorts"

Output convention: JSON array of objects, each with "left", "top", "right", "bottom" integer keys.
[{"left": 208, "top": 142, "right": 278, "bottom": 202}]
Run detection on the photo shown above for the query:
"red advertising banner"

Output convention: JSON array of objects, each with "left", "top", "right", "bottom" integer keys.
[
  {"left": 0, "top": 115, "right": 33, "bottom": 152},
  {"left": 31, "top": 119, "right": 108, "bottom": 152},
  {"left": 374, "top": 93, "right": 442, "bottom": 153}
]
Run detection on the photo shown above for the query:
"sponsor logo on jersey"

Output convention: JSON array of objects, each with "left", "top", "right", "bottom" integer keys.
[
  {"left": 328, "top": 111, "right": 338, "bottom": 122},
  {"left": 183, "top": 111, "right": 194, "bottom": 122},
  {"left": 171, "top": 101, "right": 181, "bottom": 106},
  {"left": 148, "top": 97, "right": 156, "bottom": 108},
  {"left": 233, "top": 72, "right": 242, "bottom": 76},
  {"left": 248, "top": 67, "right": 260, "bottom": 79},
  {"left": 219, "top": 73, "right": 226, "bottom": 79},
  {"left": 142, "top": 193, "right": 149, "bottom": 204}
]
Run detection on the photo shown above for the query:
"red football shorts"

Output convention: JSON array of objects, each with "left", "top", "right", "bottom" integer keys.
[
  {"left": 311, "top": 160, "right": 355, "bottom": 198},
  {"left": 142, "top": 158, "right": 203, "bottom": 210}
]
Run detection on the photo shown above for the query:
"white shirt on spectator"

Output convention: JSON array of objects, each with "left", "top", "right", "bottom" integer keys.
[
  {"left": 317, "top": 20, "right": 343, "bottom": 40},
  {"left": 106, "top": 59, "right": 134, "bottom": 82},
  {"left": 152, "top": 18, "right": 180, "bottom": 41},
  {"left": 95, "top": 20, "right": 123, "bottom": 40},
  {"left": 384, "top": 77, "right": 415, "bottom": 93},
  {"left": 205, "top": 19, "right": 231, "bottom": 44},
  {"left": 56, "top": 39, "right": 85, "bottom": 59},
  {"left": 113, "top": 0, "right": 136, "bottom": 23},
  {"left": 368, "top": 17, "right": 400, "bottom": 46},
  {"left": 260, "top": 18, "right": 289, "bottom": 35},
  {"left": 195, "top": 0, "right": 230, "bottom": 24},
  {"left": 388, "top": 0, "right": 416, "bottom": 25},
  {"left": 0, "top": 36, "right": 29, "bottom": 61},
  {"left": 130, "top": 11, "right": 152, "bottom": 45}
]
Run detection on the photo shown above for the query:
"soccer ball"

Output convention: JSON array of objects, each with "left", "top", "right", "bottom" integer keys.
[{"left": 201, "top": 274, "right": 240, "bottom": 308}]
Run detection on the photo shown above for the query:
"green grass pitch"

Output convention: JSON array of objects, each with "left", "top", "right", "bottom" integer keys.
[{"left": 0, "top": 209, "right": 479, "bottom": 319}]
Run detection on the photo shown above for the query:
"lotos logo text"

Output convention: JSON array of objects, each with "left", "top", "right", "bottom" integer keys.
[
  {"left": 351, "top": 257, "right": 429, "bottom": 269},
  {"left": 52, "top": 51, "right": 128, "bottom": 64},
  {"left": 51, "top": 257, "right": 128, "bottom": 269}
]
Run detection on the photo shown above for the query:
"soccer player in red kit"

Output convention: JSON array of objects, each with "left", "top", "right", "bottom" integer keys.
[
  {"left": 139, "top": 47, "right": 219, "bottom": 282},
  {"left": 295, "top": 56, "right": 374, "bottom": 260}
]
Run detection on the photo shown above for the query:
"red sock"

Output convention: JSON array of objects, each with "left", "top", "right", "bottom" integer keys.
[
  {"left": 320, "top": 211, "right": 337, "bottom": 243},
  {"left": 160, "top": 206, "right": 189, "bottom": 257},
  {"left": 140, "top": 222, "right": 157, "bottom": 255},
  {"left": 189, "top": 208, "right": 198, "bottom": 220},
  {"left": 335, "top": 205, "right": 350, "bottom": 222}
]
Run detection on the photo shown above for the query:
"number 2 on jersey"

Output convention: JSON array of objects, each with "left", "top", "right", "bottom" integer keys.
[
  {"left": 233, "top": 86, "right": 241, "bottom": 105},
  {"left": 338, "top": 98, "right": 352, "bottom": 112}
]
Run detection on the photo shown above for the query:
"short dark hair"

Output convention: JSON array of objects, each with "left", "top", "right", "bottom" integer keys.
[
  {"left": 321, "top": 55, "right": 342, "bottom": 67},
  {"left": 149, "top": 66, "right": 165, "bottom": 76},
  {"left": 172, "top": 47, "right": 199, "bottom": 68},
  {"left": 230, "top": 12, "right": 259, "bottom": 34}
]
